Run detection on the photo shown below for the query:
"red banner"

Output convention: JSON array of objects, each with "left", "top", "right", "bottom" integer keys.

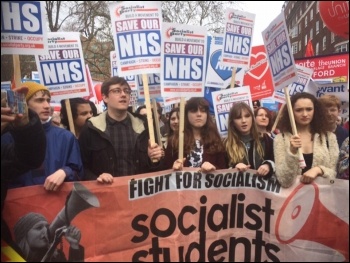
[
  {"left": 2, "top": 169, "right": 349, "bottom": 262},
  {"left": 295, "top": 53, "right": 349, "bottom": 82}
]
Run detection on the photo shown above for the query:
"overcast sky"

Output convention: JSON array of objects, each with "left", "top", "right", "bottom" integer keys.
[{"left": 241, "top": 1, "right": 285, "bottom": 46}]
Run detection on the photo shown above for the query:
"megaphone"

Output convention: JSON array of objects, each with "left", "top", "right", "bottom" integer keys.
[
  {"left": 49, "top": 182, "right": 100, "bottom": 239},
  {"left": 275, "top": 183, "right": 349, "bottom": 261}
]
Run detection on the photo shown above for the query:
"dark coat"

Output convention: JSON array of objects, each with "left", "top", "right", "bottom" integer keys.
[
  {"left": 226, "top": 133, "right": 275, "bottom": 178},
  {"left": 78, "top": 111, "right": 160, "bottom": 180},
  {"left": 1, "top": 110, "right": 46, "bottom": 243}
]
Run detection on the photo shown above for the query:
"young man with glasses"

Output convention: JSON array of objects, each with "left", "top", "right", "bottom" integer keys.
[{"left": 78, "top": 76, "right": 163, "bottom": 183}]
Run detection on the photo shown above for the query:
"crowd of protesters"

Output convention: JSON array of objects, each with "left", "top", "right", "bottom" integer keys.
[
  {"left": 2, "top": 77, "right": 348, "bottom": 189},
  {"left": 1, "top": 77, "right": 349, "bottom": 261}
]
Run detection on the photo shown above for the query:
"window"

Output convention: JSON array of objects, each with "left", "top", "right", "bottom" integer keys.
[
  {"left": 291, "top": 26, "right": 298, "bottom": 38},
  {"left": 305, "top": 35, "right": 308, "bottom": 46},
  {"left": 310, "top": 9, "right": 314, "bottom": 20},
  {"left": 317, "top": 3, "right": 319, "bottom": 13},
  {"left": 299, "top": 23, "right": 302, "bottom": 35},
  {"left": 316, "top": 43, "right": 319, "bottom": 55},
  {"left": 316, "top": 21, "right": 319, "bottom": 34},
  {"left": 310, "top": 28, "right": 313, "bottom": 39},
  {"left": 305, "top": 16, "right": 308, "bottom": 27},
  {"left": 306, "top": 2, "right": 309, "bottom": 8},
  {"left": 323, "top": 36, "right": 327, "bottom": 50},
  {"left": 292, "top": 42, "right": 298, "bottom": 54},
  {"left": 300, "top": 8, "right": 302, "bottom": 16},
  {"left": 331, "top": 32, "right": 335, "bottom": 43},
  {"left": 299, "top": 41, "right": 301, "bottom": 50},
  {"left": 335, "top": 43, "right": 348, "bottom": 53}
]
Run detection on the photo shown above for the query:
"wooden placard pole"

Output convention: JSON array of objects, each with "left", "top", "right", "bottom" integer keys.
[
  {"left": 271, "top": 103, "right": 285, "bottom": 132},
  {"left": 13, "top": 54, "right": 21, "bottom": 88},
  {"left": 284, "top": 87, "right": 306, "bottom": 168},
  {"left": 151, "top": 99, "right": 163, "bottom": 149},
  {"left": 230, "top": 67, "right": 236, "bottom": 88},
  {"left": 178, "top": 97, "right": 186, "bottom": 160},
  {"left": 142, "top": 74, "right": 157, "bottom": 162},
  {"left": 65, "top": 99, "right": 76, "bottom": 137}
]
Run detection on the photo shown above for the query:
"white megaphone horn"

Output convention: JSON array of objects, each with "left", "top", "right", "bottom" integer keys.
[
  {"left": 275, "top": 183, "right": 349, "bottom": 261},
  {"left": 49, "top": 182, "right": 100, "bottom": 240}
]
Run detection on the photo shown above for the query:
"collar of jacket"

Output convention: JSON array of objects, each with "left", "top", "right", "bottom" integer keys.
[{"left": 88, "top": 111, "right": 145, "bottom": 133}]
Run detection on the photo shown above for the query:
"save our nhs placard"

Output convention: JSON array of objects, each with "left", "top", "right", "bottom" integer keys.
[
  {"left": 273, "top": 65, "right": 314, "bottom": 103},
  {"left": 35, "top": 32, "right": 89, "bottom": 101},
  {"left": 1, "top": 1, "right": 48, "bottom": 55},
  {"left": 205, "top": 34, "right": 244, "bottom": 89},
  {"left": 212, "top": 86, "right": 253, "bottom": 138},
  {"left": 262, "top": 12, "right": 298, "bottom": 91},
  {"left": 161, "top": 23, "right": 207, "bottom": 98},
  {"left": 221, "top": 9, "right": 255, "bottom": 70},
  {"left": 109, "top": 2, "right": 162, "bottom": 76}
]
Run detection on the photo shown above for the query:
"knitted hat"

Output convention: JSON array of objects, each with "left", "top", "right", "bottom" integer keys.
[
  {"left": 21, "top": 82, "right": 49, "bottom": 101},
  {"left": 14, "top": 212, "right": 48, "bottom": 243}
]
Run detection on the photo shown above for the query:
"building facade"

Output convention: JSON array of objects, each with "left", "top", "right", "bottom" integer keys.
[{"left": 283, "top": 1, "right": 349, "bottom": 59}]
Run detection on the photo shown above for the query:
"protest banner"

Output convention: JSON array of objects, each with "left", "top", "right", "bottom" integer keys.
[
  {"left": 2, "top": 169, "right": 348, "bottom": 262},
  {"left": 262, "top": 12, "right": 298, "bottom": 91},
  {"left": 221, "top": 9, "right": 255, "bottom": 89},
  {"left": 161, "top": 22, "right": 207, "bottom": 98},
  {"left": 242, "top": 45, "right": 275, "bottom": 101},
  {"left": 221, "top": 9, "right": 255, "bottom": 71},
  {"left": 35, "top": 32, "right": 89, "bottom": 102},
  {"left": 109, "top": 2, "right": 162, "bottom": 77},
  {"left": 1, "top": 1, "right": 48, "bottom": 55},
  {"left": 295, "top": 53, "right": 349, "bottom": 82},
  {"left": 205, "top": 34, "right": 244, "bottom": 89}
]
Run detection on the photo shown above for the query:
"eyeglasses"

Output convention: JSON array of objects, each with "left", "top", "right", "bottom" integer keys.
[{"left": 108, "top": 88, "right": 132, "bottom": 95}]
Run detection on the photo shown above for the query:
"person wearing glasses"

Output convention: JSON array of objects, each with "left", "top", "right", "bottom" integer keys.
[{"left": 78, "top": 76, "right": 163, "bottom": 183}]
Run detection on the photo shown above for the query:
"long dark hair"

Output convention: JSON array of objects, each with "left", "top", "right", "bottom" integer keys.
[
  {"left": 171, "top": 98, "right": 225, "bottom": 155},
  {"left": 278, "top": 92, "right": 331, "bottom": 136}
]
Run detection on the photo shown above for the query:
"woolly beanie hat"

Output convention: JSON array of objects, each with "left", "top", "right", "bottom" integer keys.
[
  {"left": 14, "top": 212, "right": 48, "bottom": 243},
  {"left": 22, "top": 82, "right": 49, "bottom": 101}
]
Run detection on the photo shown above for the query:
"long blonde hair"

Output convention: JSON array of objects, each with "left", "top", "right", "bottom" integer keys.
[{"left": 225, "top": 102, "right": 264, "bottom": 165}]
